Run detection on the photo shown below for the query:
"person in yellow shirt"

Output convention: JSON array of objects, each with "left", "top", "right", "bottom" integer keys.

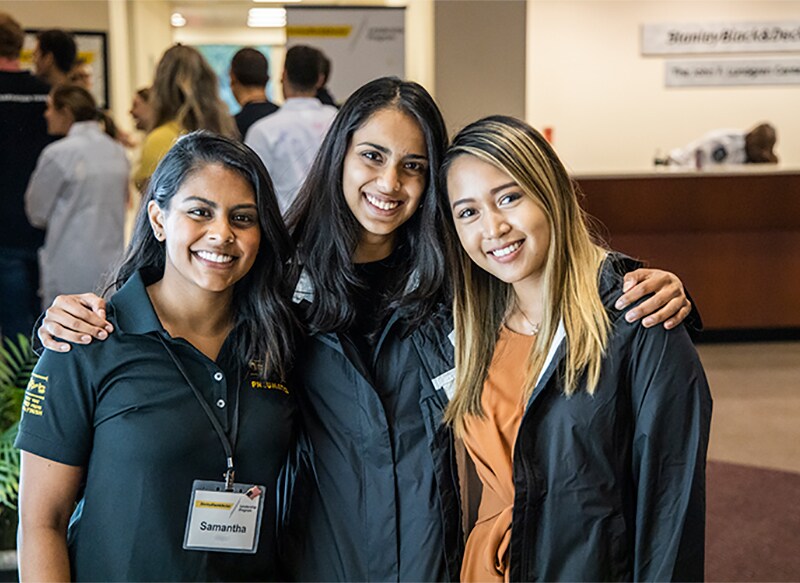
[{"left": 134, "top": 44, "right": 238, "bottom": 190}]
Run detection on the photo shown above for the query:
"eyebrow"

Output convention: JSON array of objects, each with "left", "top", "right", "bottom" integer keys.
[
  {"left": 451, "top": 181, "right": 518, "bottom": 209},
  {"left": 357, "top": 141, "right": 428, "bottom": 161},
  {"left": 182, "top": 196, "right": 257, "bottom": 210}
]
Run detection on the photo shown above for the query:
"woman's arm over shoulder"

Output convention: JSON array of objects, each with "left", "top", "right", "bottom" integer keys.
[
  {"left": 18, "top": 452, "right": 83, "bottom": 582},
  {"left": 628, "top": 324, "right": 712, "bottom": 581},
  {"left": 36, "top": 293, "right": 112, "bottom": 354},
  {"left": 604, "top": 251, "right": 698, "bottom": 332}
]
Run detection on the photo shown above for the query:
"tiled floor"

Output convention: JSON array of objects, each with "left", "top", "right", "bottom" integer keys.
[{"left": 698, "top": 342, "right": 800, "bottom": 474}]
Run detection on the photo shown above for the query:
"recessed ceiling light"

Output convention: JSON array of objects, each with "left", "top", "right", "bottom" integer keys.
[
  {"left": 171, "top": 12, "right": 187, "bottom": 27},
  {"left": 247, "top": 7, "right": 287, "bottom": 28}
]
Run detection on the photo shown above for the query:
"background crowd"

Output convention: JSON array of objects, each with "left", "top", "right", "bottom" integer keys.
[{"left": 0, "top": 11, "right": 337, "bottom": 342}]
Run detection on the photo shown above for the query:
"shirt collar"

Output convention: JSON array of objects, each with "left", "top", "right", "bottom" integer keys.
[
  {"left": 67, "top": 120, "right": 101, "bottom": 137},
  {"left": 292, "top": 269, "right": 314, "bottom": 304},
  {"left": 108, "top": 268, "right": 167, "bottom": 336},
  {"left": 291, "top": 267, "right": 420, "bottom": 305},
  {"left": 281, "top": 97, "right": 324, "bottom": 110}
]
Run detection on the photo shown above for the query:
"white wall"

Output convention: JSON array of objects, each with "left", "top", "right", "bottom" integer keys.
[
  {"left": 405, "top": 0, "right": 435, "bottom": 93},
  {"left": 435, "top": 0, "right": 526, "bottom": 133},
  {"left": 526, "top": 0, "right": 800, "bottom": 173},
  {"left": 3, "top": 0, "right": 110, "bottom": 30}
]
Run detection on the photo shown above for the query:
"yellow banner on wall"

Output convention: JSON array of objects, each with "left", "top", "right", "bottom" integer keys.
[{"left": 286, "top": 25, "right": 352, "bottom": 38}]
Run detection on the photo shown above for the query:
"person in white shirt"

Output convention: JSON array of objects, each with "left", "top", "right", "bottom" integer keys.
[
  {"left": 245, "top": 45, "right": 337, "bottom": 214},
  {"left": 668, "top": 123, "right": 778, "bottom": 168},
  {"left": 25, "top": 84, "right": 129, "bottom": 308}
]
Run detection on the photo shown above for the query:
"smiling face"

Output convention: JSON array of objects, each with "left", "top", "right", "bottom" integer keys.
[
  {"left": 148, "top": 163, "right": 261, "bottom": 299},
  {"left": 342, "top": 107, "right": 429, "bottom": 262},
  {"left": 448, "top": 154, "right": 551, "bottom": 290}
]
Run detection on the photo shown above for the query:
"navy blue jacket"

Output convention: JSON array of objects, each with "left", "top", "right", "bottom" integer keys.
[
  {"left": 507, "top": 259, "right": 712, "bottom": 581},
  {"left": 279, "top": 273, "right": 463, "bottom": 581}
]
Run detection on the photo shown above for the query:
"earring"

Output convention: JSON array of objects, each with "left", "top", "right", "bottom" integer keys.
[{"left": 154, "top": 230, "right": 164, "bottom": 241}]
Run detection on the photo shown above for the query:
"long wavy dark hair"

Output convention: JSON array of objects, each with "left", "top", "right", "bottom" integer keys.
[
  {"left": 109, "top": 131, "right": 298, "bottom": 379},
  {"left": 285, "top": 76, "right": 450, "bottom": 334}
]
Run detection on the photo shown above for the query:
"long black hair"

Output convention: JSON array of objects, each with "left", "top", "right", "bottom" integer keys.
[
  {"left": 285, "top": 76, "right": 450, "bottom": 334},
  {"left": 109, "top": 131, "right": 298, "bottom": 379}
]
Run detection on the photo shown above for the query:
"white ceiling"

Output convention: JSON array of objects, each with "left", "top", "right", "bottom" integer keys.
[{"left": 170, "top": 0, "right": 405, "bottom": 29}]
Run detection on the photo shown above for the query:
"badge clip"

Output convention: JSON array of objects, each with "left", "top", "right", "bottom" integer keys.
[{"left": 224, "top": 457, "right": 235, "bottom": 491}]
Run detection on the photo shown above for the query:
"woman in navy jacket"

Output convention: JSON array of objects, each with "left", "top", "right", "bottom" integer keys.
[
  {"left": 441, "top": 116, "right": 711, "bottom": 581},
  {"left": 279, "top": 79, "right": 697, "bottom": 581}
]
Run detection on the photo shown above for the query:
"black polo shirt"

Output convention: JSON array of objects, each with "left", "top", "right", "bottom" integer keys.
[{"left": 16, "top": 270, "right": 296, "bottom": 582}]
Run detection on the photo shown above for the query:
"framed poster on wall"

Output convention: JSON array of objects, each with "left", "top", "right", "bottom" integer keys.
[{"left": 21, "top": 30, "right": 109, "bottom": 109}]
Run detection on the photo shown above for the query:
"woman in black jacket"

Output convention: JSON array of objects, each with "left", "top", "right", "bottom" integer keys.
[
  {"left": 37, "top": 79, "right": 695, "bottom": 582},
  {"left": 441, "top": 115, "right": 712, "bottom": 581}
]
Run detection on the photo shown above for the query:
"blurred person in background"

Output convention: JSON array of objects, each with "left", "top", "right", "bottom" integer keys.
[
  {"left": 245, "top": 45, "right": 337, "bottom": 214},
  {"left": 668, "top": 122, "right": 778, "bottom": 168},
  {"left": 67, "top": 56, "right": 93, "bottom": 91},
  {"left": 134, "top": 44, "right": 237, "bottom": 191},
  {"left": 229, "top": 47, "right": 278, "bottom": 138},
  {"left": 315, "top": 51, "right": 337, "bottom": 108},
  {"left": 130, "top": 87, "right": 154, "bottom": 133},
  {"left": 0, "top": 11, "right": 55, "bottom": 340},
  {"left": 25, "top": 84, "right": 129, "bottom": 308},
  {"left": 32, "top": 28, "right": 76, "bottom": 88}
]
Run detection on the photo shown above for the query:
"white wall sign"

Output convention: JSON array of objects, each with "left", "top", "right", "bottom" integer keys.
[
  {"left": 286, "top": 7, "right": 405, "bottom": 103},
  {"left": 642, "top": 21, "right": 800, "bottom": 55},
  {"left": 665, "top": 58, "right": 800, "bottom": 87}
]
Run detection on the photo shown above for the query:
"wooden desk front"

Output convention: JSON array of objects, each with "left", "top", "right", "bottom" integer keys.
[{"left": 575, "top": 170, "right": 800, "bottom": 330}]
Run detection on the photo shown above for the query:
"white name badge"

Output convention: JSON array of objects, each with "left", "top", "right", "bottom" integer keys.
[{"left": 183, "top": 480, "right": 265, "bottom": 554}]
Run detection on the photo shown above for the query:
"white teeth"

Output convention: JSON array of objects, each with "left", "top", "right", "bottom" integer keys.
[
  {"left": 365, "top": 193, "right": 400, "bottom": 211},
  {"left": 196, "top": 250, "right": 234, "bottom": 264},
  {"left": 490, "top": 241, "right": 522, "bottom": 257}
]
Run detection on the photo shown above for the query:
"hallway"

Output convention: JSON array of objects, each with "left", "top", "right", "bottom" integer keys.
[{"left": 699, "top": 341, "right": 800, "bottom": 581}]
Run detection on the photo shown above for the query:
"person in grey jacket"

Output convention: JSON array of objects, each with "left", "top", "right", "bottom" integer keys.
[
  {"left": 26, "top": 84, "right": 128, "bottom": 308},
  {"left": 442, "top": 115, "right": 711, "bottom": 581}
]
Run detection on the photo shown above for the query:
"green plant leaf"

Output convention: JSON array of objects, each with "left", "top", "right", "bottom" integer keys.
[{"left": 0, "top": 335, "right": 38, "bottom": 511}]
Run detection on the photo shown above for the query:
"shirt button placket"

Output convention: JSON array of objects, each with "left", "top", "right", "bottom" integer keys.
[{"left": 213, "top": 371, "right": 226, "bottom": 408}]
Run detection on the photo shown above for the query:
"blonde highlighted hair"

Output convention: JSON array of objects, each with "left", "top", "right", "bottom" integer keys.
[
  {"left": 440, "top": 116, "right": 610, "bottom": 435},
  {"left": 151, "top": 44, "right": 237, "bottom": 139}
]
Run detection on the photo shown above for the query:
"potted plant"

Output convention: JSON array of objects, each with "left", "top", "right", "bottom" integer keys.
[{"left": 0, "top": 334, "right": 38, "bottom": 569}]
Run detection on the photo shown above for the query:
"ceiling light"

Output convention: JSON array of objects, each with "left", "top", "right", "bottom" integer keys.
[
  {"left": 171, "top": 12, "right": 187, "bottom": 27},
  {"left": 253, "top": 0, "right": 301, "bottom": 3},
  {"left": 247, "top": 7, "right": 286, "bottom": 28}
]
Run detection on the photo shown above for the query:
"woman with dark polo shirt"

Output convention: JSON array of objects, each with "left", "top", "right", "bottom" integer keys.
[{"left": 16, "top": 132, "right": 299, "bottom": 581}]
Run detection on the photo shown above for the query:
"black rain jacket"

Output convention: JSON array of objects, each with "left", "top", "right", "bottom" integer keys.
[
  {"left": 278, "top": 272, "right": 463, "bottom": 581},
  {"left": 506, "top": 259, "right": 712, "bottom": 581}
]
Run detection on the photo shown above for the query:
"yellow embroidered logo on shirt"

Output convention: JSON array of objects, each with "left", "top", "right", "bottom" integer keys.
[
  {"left": 250, "top": 380, "right": 289, "bottom": 394},
  {"left": 23, "top": 373, "right": 48, "bottom": 416}
]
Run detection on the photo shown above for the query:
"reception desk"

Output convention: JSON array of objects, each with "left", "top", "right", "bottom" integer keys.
[{"left": 575, "top": 167, "right": 800, "bottom": 331}]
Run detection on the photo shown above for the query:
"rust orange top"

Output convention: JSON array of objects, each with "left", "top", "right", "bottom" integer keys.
[{"left": 461, "top": 327, "right": 536, "bottom": 582}]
